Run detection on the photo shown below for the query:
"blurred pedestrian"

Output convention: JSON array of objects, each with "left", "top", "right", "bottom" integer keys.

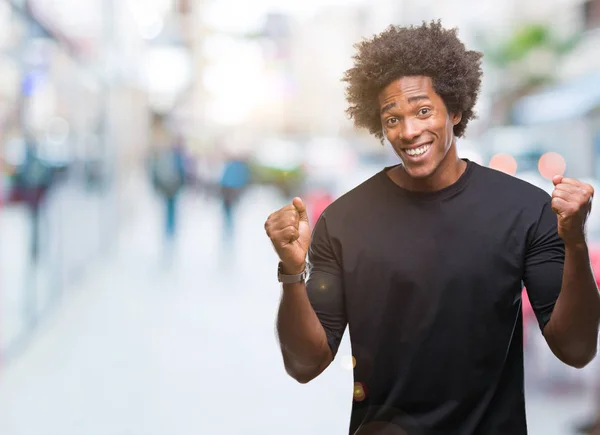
[
  {"left": 12, "top": 134, "right": 54, "bottom": 263},
  {"left": 149, "top": 130, "right": 186, "bottom": 253},
  {"left": 219, "top": 154, "right": 251, "bottom": 241}
]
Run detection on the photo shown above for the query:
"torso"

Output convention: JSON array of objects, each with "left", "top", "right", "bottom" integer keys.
[{"left": 321, "top": 160, "right": 556, "bottom": 434}]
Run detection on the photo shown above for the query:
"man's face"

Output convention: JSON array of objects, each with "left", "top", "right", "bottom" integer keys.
[{"left": 378, "top": 76, "right": 461, "bottom": 179}]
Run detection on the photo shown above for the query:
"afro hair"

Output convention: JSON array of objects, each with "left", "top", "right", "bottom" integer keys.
[{"left": 342, "top": 20, "right": 483, "bottom": 141}]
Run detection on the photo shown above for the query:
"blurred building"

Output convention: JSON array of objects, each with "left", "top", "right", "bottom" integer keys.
[
  {"left": 0, "top": 0, "right": 190, "bottom": 361},
  {"left": 496, "top": 0, "right": 600, "bottom": 178},
  {"left": 286, "top": 7, "right": 365, "bottom": 139}
]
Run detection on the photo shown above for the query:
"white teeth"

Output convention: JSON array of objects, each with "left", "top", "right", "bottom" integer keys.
[{"left": 404, "top": 144, "right": 431, "bottom": 156}]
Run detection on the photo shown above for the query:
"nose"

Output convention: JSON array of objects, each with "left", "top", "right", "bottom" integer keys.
[{"left": 400, "top": 118, "right": 423, "bottom": 143}]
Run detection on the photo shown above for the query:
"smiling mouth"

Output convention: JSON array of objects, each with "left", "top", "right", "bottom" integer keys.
[{"left": 402, "top": 143, "right": 432, "bottom": 157}]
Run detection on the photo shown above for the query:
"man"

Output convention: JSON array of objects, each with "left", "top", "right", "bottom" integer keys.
[
  {"left": 264, "top": 21, "right": 600, "bottom": 434},
  {"left": 13, "top": 135, "right": 55, "bottom": 264},
  {"left": 219, "top": 153, "right": 251, "bottom": 239},
  {"left": 149, "top": 130, "right": 186, "bottom": 249}
]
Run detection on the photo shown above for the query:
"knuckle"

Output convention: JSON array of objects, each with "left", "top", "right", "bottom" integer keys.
[{"left": 586, "top": 185, "right": 595, "bottom": 197}]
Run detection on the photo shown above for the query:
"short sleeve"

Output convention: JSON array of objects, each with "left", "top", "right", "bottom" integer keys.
[
  {"left": 523, "top": 200, "right": 565, "bottom": 331},
  {"left": 306, "top": 213, "right": 347, "bottom": 357}
]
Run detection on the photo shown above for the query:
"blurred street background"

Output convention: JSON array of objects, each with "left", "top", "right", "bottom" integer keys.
[{"left": 1, "top": 0, "right": 600, "bottom": 433}]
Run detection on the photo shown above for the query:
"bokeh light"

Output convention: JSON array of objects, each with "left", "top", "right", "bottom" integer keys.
[
  {"left": 538, "top": 152, "right": 567, "bottom": 180},
  {"left": 488, "top": 153, "right": 518, "bottom": 176},
  {"left": 353, "top": 382, "right": 367, "bottom": 402}
]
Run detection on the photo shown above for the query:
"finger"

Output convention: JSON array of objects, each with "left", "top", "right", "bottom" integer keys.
[
  {"left": 557, "top": 177, "right": 581, "bottom": 186},
  {"left": 289, "top": 209, "right": 300, "bottom": 228},
  {"left": 553, "top": 183, "right": 581, "bottom": 195},
  {"left": 552, "top": 175, "right": 563, "bottom": 186},
  {"left": 551, "top": 189, "right": 571, "bottom": 202},
  {"left": 267, "top": 206, "right": 299, "bottom": 224},
  {"left": 554, "top": 182, "right": 595, "bottom": 202},
  {"left": 557, "top": 182, "right": 594, "bottom": 202},
  {"left": 579, "top": 183, "right": 595, "bottom": 199},
  {"left": 266, "top": 205, "right": 293, "bottom": 224},
  {"left": 559, "top": 178, "right": 594, "bottom": 196},
  {"left": 269, "top": 212, "right": 299, "bottom": 232},
  {"left": 293, "top": 197, "right": 309, "bottom": 223},
  {"left": 284, "top": 225, "right": 300, "bottom": 243},
  {"left": 281, "top": 204, "right": 296, "bottom": 212},
  {"left": 551, "top": 197, "right": 569, "bottom": 214},
  {"left": 271, "top": 226, "right": 299, "bottom": 246}
]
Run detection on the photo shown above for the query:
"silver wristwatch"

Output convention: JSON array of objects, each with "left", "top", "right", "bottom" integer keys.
[{"left": 277, "top": 262, "right": 307, "bottom": 284}]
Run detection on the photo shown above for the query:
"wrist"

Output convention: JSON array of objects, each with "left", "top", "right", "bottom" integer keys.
[
  {"left": 280, "top": 262, "right": 306, "bottom": 275},
  {"left": 564, "top": 240, "right": 589, "bottom": 252},
  {"left": 563, "top": 233, "right": 588, "bottom": 251}
]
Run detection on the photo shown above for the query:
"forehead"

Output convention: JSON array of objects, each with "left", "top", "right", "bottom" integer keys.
[{"left": 378, "top": 76, "right": 437, "bottom": 107}]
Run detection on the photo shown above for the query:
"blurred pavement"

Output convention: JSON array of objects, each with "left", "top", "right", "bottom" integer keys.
[
  {"left": 0, "top": 182, "right": 593, "bottom": 435},
  {"left": 0, "top": 182, "right": 113, "bottom": 358}
]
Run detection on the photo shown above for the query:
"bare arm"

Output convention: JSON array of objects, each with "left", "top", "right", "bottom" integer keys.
[
  {"left": 541, "top": 176, "right": 600, "bottom": 368},
  {"left": 276, "top": 280, "right": 334, "bottom": 383},
  {"left": 544, "top": 242, "right": 600, "bottom": 368},
  {"left": 265, "top": 198, "right": 345, "bottom": 383}
]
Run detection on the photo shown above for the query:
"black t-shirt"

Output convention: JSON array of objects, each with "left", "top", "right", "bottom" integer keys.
[{"left": 306, "top": 160, "right": 564, "bottom": 435}]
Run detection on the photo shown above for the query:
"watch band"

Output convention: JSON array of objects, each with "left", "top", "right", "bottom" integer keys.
[{"left": 277, "top": 262, "right": 307, "bottom": 284}]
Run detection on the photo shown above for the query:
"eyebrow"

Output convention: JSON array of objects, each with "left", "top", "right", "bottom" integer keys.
[
  {"left": 380, "top": 95, "right": 430, "bottom": 115},
  {"left": 380, "top": 102, "right": 396, "bottom": 115}
]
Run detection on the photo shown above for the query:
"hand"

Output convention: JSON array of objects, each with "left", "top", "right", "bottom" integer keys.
[
  {"left": 551, "top": 175, "right": 594, "bottom": 246},
  {"left": 264, "top": 197, "right": 311, "bottom": 274}
]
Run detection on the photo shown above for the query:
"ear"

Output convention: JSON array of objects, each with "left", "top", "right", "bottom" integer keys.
[
  {"left": 451, "top": 112, "right": 462, "bottom": 126},
  {"left": 381, "top": 127, "right": 392, "bottom": 147}
]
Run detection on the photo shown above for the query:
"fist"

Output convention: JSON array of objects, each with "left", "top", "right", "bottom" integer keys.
[
  {"left": 551, "top": 175, "right": 594, "bottom": 246},
  {"left": 264, "top": 197, "right": 311, "bottom": 274}
]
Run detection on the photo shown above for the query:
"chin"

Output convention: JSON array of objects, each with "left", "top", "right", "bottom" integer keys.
[{"left": 401, "top": 161, "right": 437, "bottom": 179}]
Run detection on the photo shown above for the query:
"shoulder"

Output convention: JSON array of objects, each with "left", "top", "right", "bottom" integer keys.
[
  {"left": 318, "top": 170, "right": 386, "bottom": 222},
  {"left": 471, "top": 163, "right": 551, "bottom": 205},
  {"left": 309, "top": 169, "right": 388, "bottom": 246}
]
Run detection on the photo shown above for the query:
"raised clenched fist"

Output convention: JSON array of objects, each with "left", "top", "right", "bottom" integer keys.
[
  {"left": 551, "top": 175, "right": 594, "bottom": 246},
  {"left": 264, "top": 197, "right": 311, "bottom": 274}
]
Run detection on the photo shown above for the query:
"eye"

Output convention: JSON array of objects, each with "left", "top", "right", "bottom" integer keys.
[
  {"left": 418, "top": 108, "right": 431, "bottom": 116},
  {"left": 386, "top": 117, "right": 399, "bottom": 126}
]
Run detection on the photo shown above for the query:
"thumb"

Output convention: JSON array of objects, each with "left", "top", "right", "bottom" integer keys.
[
  {"left": 292, "top": 197, "right": 309, "bottom": 223},
  {"left": 552, "top": 175, "right": 563, "bottom": 186}
]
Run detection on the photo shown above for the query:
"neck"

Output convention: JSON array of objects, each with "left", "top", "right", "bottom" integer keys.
[{"left": 395, "top": 143, "right": 466, "bottom": 192}]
